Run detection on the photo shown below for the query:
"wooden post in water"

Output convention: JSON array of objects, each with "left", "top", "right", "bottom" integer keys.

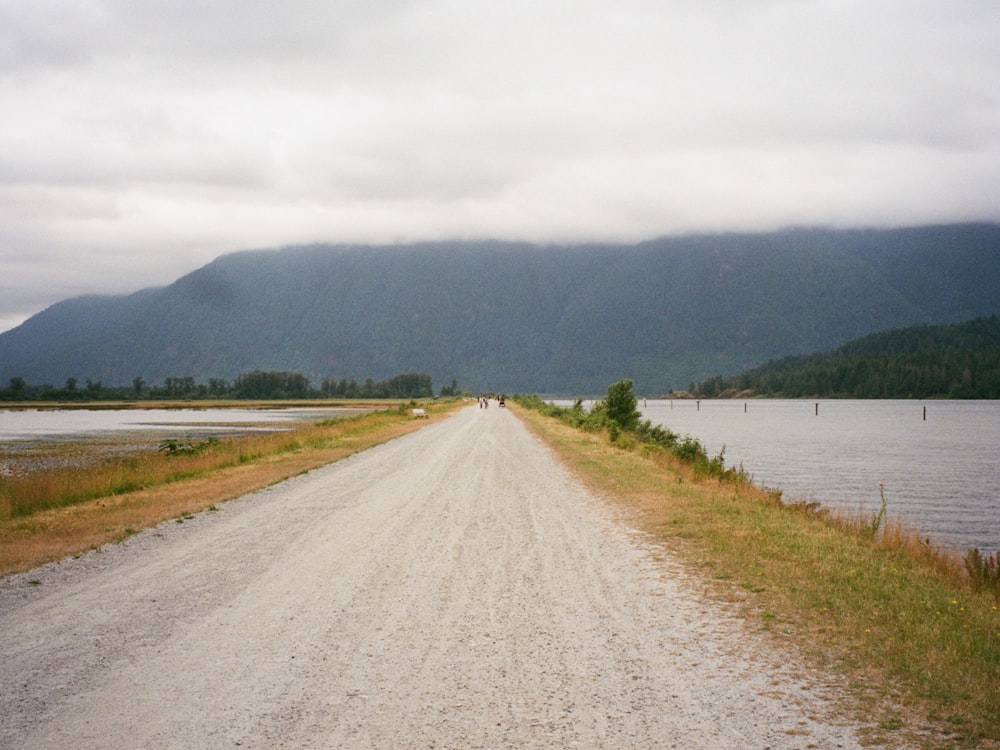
[
  {"left": 696, "top": 400, "right": 700, "bottom": 411},
  {"left": 923, "top": 405, "right": 927, "bottom": 421},
  {"left": 744, "top": 402, "right": 747, "bottom": 413},
  {"left": 815, "top": 402, "right": 819, "bottom": 416}
]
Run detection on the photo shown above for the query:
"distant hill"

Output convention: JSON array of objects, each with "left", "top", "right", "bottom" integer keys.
[
  {"left": 1, "top": 224, "right": 999, "bottom": 395},
  {"left": 691, "top": 316, "right": 1000, "bottom": 399}
]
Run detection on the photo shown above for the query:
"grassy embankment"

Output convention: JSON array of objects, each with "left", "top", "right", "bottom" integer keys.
[
  {"left": 511, "top": 399, "right": 1000, "bottom": 750},
  {"left": 0, "top": 399, "right": 460, "bottom": 575}
]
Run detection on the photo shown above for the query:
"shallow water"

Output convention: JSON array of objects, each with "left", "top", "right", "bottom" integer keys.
[{"left": 0, "top": 407, "right": 356, "bottom": 441}]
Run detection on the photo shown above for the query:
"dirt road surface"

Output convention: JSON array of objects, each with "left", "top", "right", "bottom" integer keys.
[{"left": 0, "top": 405, "right": 863, "bottom": 748}]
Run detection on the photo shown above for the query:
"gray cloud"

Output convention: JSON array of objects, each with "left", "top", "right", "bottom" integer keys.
[{"left": 1, "top": 0, "right": 999, "bottom": 332}]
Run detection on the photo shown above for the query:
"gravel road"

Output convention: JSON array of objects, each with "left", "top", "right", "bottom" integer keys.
[{"left": 0, "top": 404, "right": 864, "bottom": 749}]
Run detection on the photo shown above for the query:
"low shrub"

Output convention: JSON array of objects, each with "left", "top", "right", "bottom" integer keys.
[
  {"left": 158, "top": 437, "right": 220, "bottom": 456},
  {"left": 514, "top": 385, "right": 738, "bottom": 482}
]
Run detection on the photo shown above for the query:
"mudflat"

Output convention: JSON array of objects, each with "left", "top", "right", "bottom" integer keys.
[{"left": 0, "top": 404, "right": 862, "bottom": 748}]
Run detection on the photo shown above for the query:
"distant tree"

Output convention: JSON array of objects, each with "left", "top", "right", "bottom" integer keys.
[
  {"left": 233, "top": 370, "right": 312, "bottom": 399},
  {"left": 132, "top": 376, "right": 145, "bottom": 396},
  {"left": 65, "top": 377, "right": 77, "bottom": 392},
  {"left": 386, "top": 373, "right": 432, "bottom": 398},
  {"left": 319, "top": 372, "right": 431, "bottom": 399},
  {"left": 207, "top": 378, "right": 229, "bottom": 397},
  {"left": 604, "top": 378, "right": 641, "bottom": 431},
  {"left": 161, "top": 376, "right": 198, "bottom": 399},
  {"left": 345, "top": 379, "right": 359, "bottom": 398}
]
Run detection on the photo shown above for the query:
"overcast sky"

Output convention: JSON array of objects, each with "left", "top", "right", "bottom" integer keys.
[{"left": 1, "top": 0, "right": 999, "bottom": 333}]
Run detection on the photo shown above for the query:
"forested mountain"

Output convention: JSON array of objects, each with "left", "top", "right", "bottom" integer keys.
[
  {"left": 691, "top": 316, "right": 1000, "bottom": 399},
  {"left": 1, "top": 224, "right": 999, "bottom": 395}
]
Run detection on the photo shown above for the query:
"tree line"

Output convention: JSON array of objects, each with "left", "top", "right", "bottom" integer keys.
[
  {"left": 689, "top": 316, "right": 1000, "bottom": 399},
  {"left": 0, "top": 370, "right": 444, "bottom": 402}
]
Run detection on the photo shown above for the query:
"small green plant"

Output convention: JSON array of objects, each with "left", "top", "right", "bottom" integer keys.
[
  {"left": 158, "top": 437, "right": 220, "bottom": 457},
  {"left": 114, "top": 526, "right": 138, "bottom": 543},
  {"left": 877, "top": 713, "right": 904, "bottom": 731},
  {"left": 673, "top": 435, "right": 700, "bottom": 462}
]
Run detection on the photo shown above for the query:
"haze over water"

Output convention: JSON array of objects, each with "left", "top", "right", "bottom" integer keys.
[{"left": 642, "top": 399, "right": 1000, "bottom": 552}]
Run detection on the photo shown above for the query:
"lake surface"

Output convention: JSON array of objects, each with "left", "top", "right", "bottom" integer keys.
[
  {"left": 645, "top": 399, "right": 999, "bottom": 552},
  {"left": 0, "top": 406, "right": 362, "bottom": 442},
  {"left": 559, "top": 399, "right": 999, "bottom": 552}
]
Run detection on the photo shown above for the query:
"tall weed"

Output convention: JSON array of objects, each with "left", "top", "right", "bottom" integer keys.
[{"left": 964, "top": 548, "right": 1000, "bottom": 599}]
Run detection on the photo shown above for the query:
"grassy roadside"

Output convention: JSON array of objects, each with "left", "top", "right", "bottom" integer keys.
[
  {"left": 0, "top": 399, "right": 462, "bottom": 575},
  {"left": 511, "top": 402, "right": 1000, "bottom": 749}
]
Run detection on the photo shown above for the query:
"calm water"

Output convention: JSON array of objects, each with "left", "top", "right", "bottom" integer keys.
[
  {"left": 0, "top": 407, "right": 360, "bottom": 442},
  {"left": 636, "top": 399, "right": 999, "bottom": 552}
]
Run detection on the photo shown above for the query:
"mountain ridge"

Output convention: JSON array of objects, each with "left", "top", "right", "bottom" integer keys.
[{"left": 2, "top": 224, "right": 998, "bottom": 394}]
